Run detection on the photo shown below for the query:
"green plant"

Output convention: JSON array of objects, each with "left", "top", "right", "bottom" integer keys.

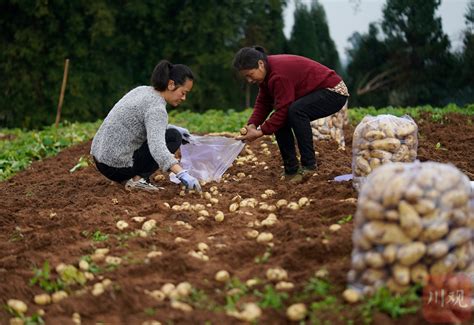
[
  {"left": 91, "top": 230, "right": 109, "bottom": 242},
  {"left": 305, "top": 277, "right": 331, "bottom": 296},
  {"left": 435, "top": 142, "right": 447, "bottom": 151},
  {"left": 254, "top": 284, "right": 288, "bottom": 310},
  {"left": 81, "top": 255, "right": 102, "bottom": 274},
  {"left": 360, "top": 286, "right": 421, "bottom": 324},
  {"left": 4, "top": 305, "right": 45, "bottom": 325},
  {"left": 338, "top": 215, "right": 353, "bottom": 225},
  {"left": 254, "top": 249, "right": 272, "bottom": 264},
  {"left": 29, "top": 261, "right": 64, "bottom": 293},
  {"left": 143, "top": 307, "right": 156, "bottom": 316},
  {"left": 69, "top": 155, "right": 89, "bottom": 173},
  {"left": 184, "top": 288, "right": 217, "bottom": 311},
  {"left": 9, "top": 227, "right": 24, "bottom": 242},
  {"left": 224, "top": 278, "right": 249, "bottom": 311}
]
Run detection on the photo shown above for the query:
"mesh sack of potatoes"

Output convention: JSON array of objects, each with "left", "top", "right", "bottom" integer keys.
[
  {"left": 352, "top": 114, "right": 418, "bottom": 190},
  {"left": 344, "top": 161, "right": 473, "bottom": 302},
  {"left": 310, "top": 102, "right": 349, "bottom": 150}
]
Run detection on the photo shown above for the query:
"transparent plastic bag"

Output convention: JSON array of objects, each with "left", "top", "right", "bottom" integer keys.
[
  {"left": 177, "top": 135, "right": 244, "bottom": 182},
  {"left": 310, "top": 102, "right": 348, "bottom": 149},
  {"left": 352, "top": 114, "right": 418, "bottom": 190},
  {"left": 346, "top": 161, "right": 473, "bottom": 299}
]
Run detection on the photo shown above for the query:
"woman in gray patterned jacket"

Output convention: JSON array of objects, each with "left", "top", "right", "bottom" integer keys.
[{"left": 91, "top": 60, "right": 201, "bottom": 192}]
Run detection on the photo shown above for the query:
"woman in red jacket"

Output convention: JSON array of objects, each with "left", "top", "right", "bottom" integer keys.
[{"left": 234, "top": 46, "right": 349, "bottom": 182}]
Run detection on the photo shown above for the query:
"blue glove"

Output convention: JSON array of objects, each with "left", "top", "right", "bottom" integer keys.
[
  {"left": 176, "top": 170, "right": 202, "bottom": 192},
  {"left": 168, "top": 125, "right": 191, "bottom": 144}
]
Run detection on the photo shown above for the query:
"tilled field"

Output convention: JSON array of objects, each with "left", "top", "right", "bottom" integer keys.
[{"left": 0, "top": 113, "right": 473, "bottom": 324}]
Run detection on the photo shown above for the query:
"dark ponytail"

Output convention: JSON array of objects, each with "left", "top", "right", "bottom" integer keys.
[
  {"left": 232, "top": 45, "right": 268, "bottom": 70},
  {"left": 151, "top": 60, "right": 194, "bottom": 91}
]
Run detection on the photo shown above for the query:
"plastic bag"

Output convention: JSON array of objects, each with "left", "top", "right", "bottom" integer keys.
[
  {"left": 310, "top": 102, "right": 349, "bottom": 150},
  {"left": 345, "top": 161, "right": 473, "bottom": 299},
  {"left": 352, "top": 114, "right": 418, "bottom": 190},
  {"left": 177, "top": 135, "right": 244, "bottom": 182}
]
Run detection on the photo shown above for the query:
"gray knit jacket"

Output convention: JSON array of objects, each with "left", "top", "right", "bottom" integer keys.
[{"left": 91, "top": 86, "right": 178, "bottom": 172}]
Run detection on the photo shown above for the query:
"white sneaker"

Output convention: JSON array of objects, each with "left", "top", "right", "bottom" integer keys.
[{"left": 124, "top": 178, "right": 162, "bottom": 192}]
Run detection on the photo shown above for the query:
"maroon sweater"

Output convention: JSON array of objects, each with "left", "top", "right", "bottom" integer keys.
[{"left": 248, "top": 54, "right": 342, "bottom": 135}]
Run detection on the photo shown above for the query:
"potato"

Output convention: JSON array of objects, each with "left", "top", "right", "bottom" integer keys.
[
  {"left": 215, "top": 270, "right": 230, "bottom": 282},
  {"left": 410, "top": 264, "right": 429, "bottom": 285},
  {"left": 34, "top": 294, "right": 51, "bottom": 305},
  {"left": 362, "top": 221, "right": 411, "bottom": 245},
  {"left": 266, "top": 267, "right": 288, "bottom": 281},
  {"left": 382, "top": 244, "right": 398, "bottom": 264},
  {"left": 342, "top": 288, "right": 361, "bottom": 303},
  {"left": 276, "top": 281, "right": 294, "bottom": 291},
  {"left": 392, "top": 264, "right": 410, "bottom": 286},
  {"left": 398, "top": 201, "right": 422, "bottom": 239},
  {"left": 395, "top": 123, "right": 416, "bottom": 137},
  {"left": 52, "top": 290, "right": 68, "bottom": 303},
  {"left": 426, "top": 241, "right": 449, "bottom": 259},
  {"left": 359, "top": 199, "right": 385, "bottom": 220},
  {"left": 355, "top": 157, "right": 371, "bottom": 174},
  {"left": 7, "top": 299, "right": 27, "bottom": 314},
  {"left": 370, "top": 138, "right": 401, "bottom": 152},
  {"left": 240, "top": 127, "right": 247, "bottom": 135},
  {"left": 382, "top": 177, "right": 410, "bottom": 207},
  {"left": 386, "top": 278, "right": 410, "bottom": 294},
  {"left": 365, "top": 251, "right": 385, "bottom": 268},
  {"left": 256, "top": 232, "right": 273, "bottom": 243},
  {"left": 396, "top": 242, "right": 426, "bottom": 266},
  {"left": 214, "top": 211, "right": 225, "bottom": 222},
  {"left": 419, "top": 221, "right": 449, "bottom": 242},
  {"left": 286, "top": 303, "right": 307, "bottom": 321},
  {"left": 429, "top": 253, "right": 458, "bottom": 276},
  {"left": 176, "top": 282, "right": 192, "bottom": 297},
  {"left": 351, "top": 252, "right": 366, "bottom": 271},
  {"left": 171, "top": 300, "right": 193, "bottom": 312},
  {"left": 142, "top": 220, "right": 157, "bottom": 232},
  {"left": 446, "top": 227, "right": 471, "bottom": 247},
  {"left": 364, "top": 130, "right": 386, "bottom": 141},
  {"left": 361, "top": 268, "right": 387, "bottom": 285}
]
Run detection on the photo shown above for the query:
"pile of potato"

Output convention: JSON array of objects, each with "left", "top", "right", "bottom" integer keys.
[
  {"left": 310, "top": 102, "right": 348, "bottom": 149},
  {"left": 352, "top": 114, "right": 418, "bottom": 190},
  {"left": 345, "top": 162, "right": 473, "bottom": 300}
]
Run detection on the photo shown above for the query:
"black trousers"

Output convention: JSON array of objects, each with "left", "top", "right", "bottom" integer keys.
[
  {"left": 275, "top": 89, "right": 348, "bottom": 174},
  {"left": 94, "top": 128, "right": 182, "bottom": 183}
]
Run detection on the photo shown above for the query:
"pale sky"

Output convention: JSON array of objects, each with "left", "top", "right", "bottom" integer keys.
[{"left": 283, "top": 0, "right": 471, "bottom": 64}]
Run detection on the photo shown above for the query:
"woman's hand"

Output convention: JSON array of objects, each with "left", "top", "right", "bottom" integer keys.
[{"left": 235, "top": 124, "right": 263, "bottom": 143}]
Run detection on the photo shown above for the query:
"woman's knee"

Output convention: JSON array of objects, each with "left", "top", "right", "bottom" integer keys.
[{"left": 165, "top": 128, "right": 182, "bottom": 153}]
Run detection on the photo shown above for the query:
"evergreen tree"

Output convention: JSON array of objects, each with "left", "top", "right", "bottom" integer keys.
[
  {"left": 462, "top": 0, "right": 474, "bottom": 87},
  {"left": 346, "top": 24, "right": 390, "bottom": 107},
  {"left": 381, "top": 0, "right": 454, "bottom": 106},
  {"left": 288, "top": 0, "right": 341, "bottom": 72}
]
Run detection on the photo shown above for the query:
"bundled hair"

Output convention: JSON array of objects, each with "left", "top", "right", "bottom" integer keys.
[
  {"left": 151, "top": 60, "right": 194, "bottom": 91},
  {"left": 232, "top": 45, "right": 268, "bottom": 70}
]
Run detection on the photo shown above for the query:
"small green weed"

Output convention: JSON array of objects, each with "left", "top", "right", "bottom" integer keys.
[
  {"left": 254, "top": 249, "right": 272, "bottom": 264},
  {"left": 254, "top": 284, "right": 288, "bottom": 310},
  {"left": 4, "top": 305, "right": 45, "bottom": 325},
  {"left": 360, "top": 286, "right": 421, "bottom": 324},
  {"left": 91, "top": 230, "right": 109, "bottom": 242},
  {"left": 69, "top": 155, "right": 89, "bottom": 173},
  {"left": 338, "top": 215, "right": 353, "bottom": 225},
  {"left": 29, "top": 261, "right": 64, "bottom": 293}
]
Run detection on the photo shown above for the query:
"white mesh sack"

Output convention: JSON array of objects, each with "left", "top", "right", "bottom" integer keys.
[
  {"left": 345, "top": 161, "right": 473, "bottom": 301},
  {"left": 179, "top": 135, "right": 245, "bottom": 182},
  {"left": 352, "top": 114, "right": 418, "bottom": 190},
  {"left": 310, "top": 102, "right": 349, "bottom": 150}
]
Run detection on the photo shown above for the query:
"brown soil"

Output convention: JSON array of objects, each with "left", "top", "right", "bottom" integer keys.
[{"left": 0, "top": 113, "right": 473, "bottom": 325}]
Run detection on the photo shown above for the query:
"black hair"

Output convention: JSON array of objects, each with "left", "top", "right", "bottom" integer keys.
[
  {"left": 232, "top": 46, "right": 268, "bottom": 70},
  {"left": 151, "top": 60, "right": 194, "bottom": 91}
]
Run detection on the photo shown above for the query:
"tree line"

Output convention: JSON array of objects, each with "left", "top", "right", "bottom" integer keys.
[{"left": 0, "top": 0, "right": 472, "bottom": 128}]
